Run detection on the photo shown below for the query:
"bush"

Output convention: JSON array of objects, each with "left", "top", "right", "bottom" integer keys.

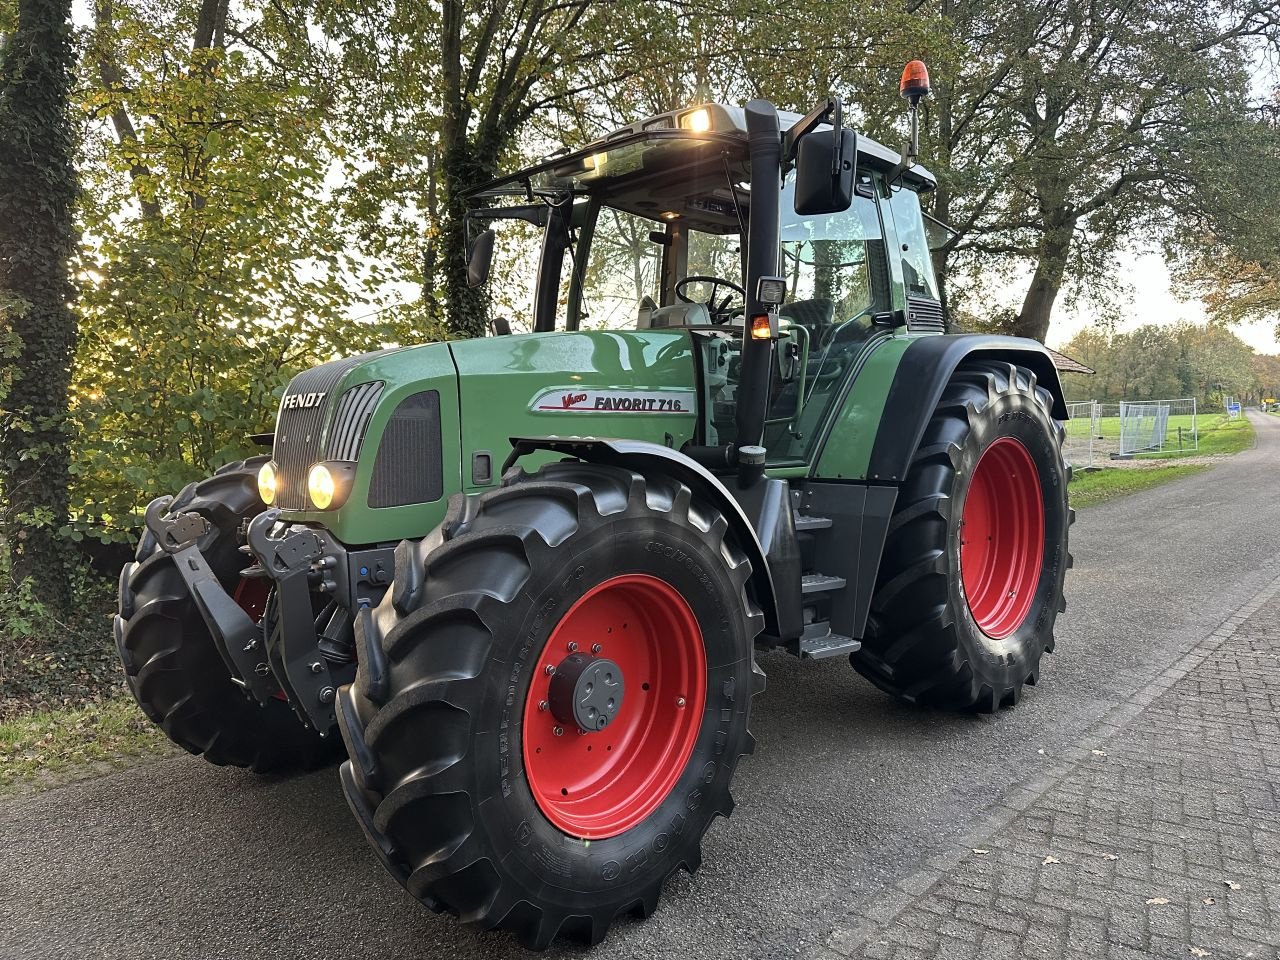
[{"left": 0, "top": 557, "right": 119, "bottom": 721}]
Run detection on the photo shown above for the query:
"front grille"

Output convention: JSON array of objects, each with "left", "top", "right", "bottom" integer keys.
[
  {"left": 368, "top": 390, "right": 443, "bottom": 508},
  {"left": 907, "top": 295, "right": 946, "bottom": 334},
  {"left": 326, "top": 381, "right": 384, "bottom": 461},
  {"left": 272, "top": 353, "right": 384, "bottom": 509}
]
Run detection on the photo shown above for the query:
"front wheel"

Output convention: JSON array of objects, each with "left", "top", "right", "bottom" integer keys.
[
  {"left": 853, "top": 360, "right": 1073, "bottom": 710},
  {"left": 337, "top": 462, "right": 765, "bottom": 949}
]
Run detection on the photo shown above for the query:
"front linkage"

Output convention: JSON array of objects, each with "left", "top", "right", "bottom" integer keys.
[{"left": 142, "top": 496, "right": 393, "bottom": 734}]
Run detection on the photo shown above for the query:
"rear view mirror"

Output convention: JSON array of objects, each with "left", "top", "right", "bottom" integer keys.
[
  {"left": 466, "top": 228, "right": 496, "bottom": 288},
  {"left": 793, "top": 128, "right": 856, "bottom": 216}
]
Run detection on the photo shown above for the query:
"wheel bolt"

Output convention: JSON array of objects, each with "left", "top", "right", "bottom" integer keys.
[
  {"left": 567, "top": 641, "right": 578, "bottom": 652},
  {"left": 545, "top": 664, "right": 556, "bottom": 676},
  {"left": 538, "top": 700, "right": 548, "bottom": 712},
  {"left": 676, "top": 696, "right": 686, "bottom": 708},
  {"left": 591, "top": 643, "right": 602, "bottom": 654},
  {"left": 553, "top": 726, "right": 564, "bottom": 737}
]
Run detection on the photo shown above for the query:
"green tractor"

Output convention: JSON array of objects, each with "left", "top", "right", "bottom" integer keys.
[{"left": 115, "top": 68, "right": 1072, "bottom": 949}]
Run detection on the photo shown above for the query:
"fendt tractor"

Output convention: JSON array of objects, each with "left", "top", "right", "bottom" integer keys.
[{"left": 115, "top": 63, "right": 1072, "bottom": 949}]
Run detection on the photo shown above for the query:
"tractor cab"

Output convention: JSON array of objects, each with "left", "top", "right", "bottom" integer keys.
[{"left": 468, "top": 101, "right": 945, "bottom": 467}]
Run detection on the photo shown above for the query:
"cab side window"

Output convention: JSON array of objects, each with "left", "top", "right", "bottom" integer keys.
[{"left": 884, "top": 186, "right": 940, "bottom": 301}]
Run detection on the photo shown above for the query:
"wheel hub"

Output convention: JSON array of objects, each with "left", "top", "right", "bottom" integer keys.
[{"left": 549, "top": 652, "right": 624, "bottom": 733}]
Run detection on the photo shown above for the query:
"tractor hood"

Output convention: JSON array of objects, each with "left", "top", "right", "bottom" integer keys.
[{"left": 268, "top": 330, "right": 699, "bottom": 545}]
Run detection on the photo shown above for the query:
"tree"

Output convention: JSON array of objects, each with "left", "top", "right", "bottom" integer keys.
[
  {"left": 0, "top": 0, "right": 79, "bottom": 607},
  {"left": 319, "top": 0, "right": 670, "bottom": 338},
  {"left": 75, "top": 0, "right": 414, "bottom": 539},
  {"left": 889, "top": 0, "right": 1280, "bottom": 342}
]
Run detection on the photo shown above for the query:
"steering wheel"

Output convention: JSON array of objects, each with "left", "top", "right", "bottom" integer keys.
[{"left": 676, "top": 275, "right": 746, "bottom": 322}]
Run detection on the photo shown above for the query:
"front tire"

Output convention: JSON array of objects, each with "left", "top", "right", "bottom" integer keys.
[
  {"left": 338, "top": 462, "right": 765, "bottom": 948},
  {"left": 114, "top": 458, "right": 337, "bottom": 772},
  {"left": 852, "top": 360, "right": 1072, "bottom": 710}
]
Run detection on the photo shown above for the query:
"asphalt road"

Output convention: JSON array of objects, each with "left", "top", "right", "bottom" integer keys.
[{"left": 4, "top": 413, "right": 1278, "bottom": 960}]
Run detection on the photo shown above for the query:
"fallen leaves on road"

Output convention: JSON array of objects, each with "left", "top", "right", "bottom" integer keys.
[
  {"left": 1100, "top": 853, "right": 1119, "bottom": 861},
  {"left": 1224, "top": 880, "right": 1242, "bottom": 891},
  {"left": 1202, "top": 898, "right": 1216, "bottom": 905},
  {"left": 1043, "top": 856, "right": 1060, "bottom": 865},
  {"left": 1189, "top": 948, "right": 1210, "bottom": 957},
  {"left": 1146, "top": 897, "right": 1170, "bottom": 905},
  {"left": 1091, "top": 749, "right": 1107, "bottom": 756},
  {"left": 972, "top": 849, "right": 989, "bottom": 855}
]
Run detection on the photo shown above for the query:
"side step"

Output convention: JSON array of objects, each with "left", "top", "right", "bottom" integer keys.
[
  {"left": 794, "top": 514, "right": 833, "bottom": 532},
  {"left": 801, "top": 573, "right": 846, "bottom": 595},
  {"left": 799, "top": 622, "right": 861, "bottom": 659}
]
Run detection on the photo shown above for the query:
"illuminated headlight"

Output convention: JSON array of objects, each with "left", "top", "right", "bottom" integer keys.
[
  {"left": 307, "top": 461, "right": 356, "bottom": 511},
  {"left": 257, "top": 461, "right": 278, "bottom": 505},
  {"left": 679, "top": 107, "right": 712, "bottom": 133}
]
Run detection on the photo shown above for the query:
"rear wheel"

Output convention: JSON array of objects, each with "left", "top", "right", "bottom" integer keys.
[
  {"left": 338, "top": 462, "right": 764, "bottom": 948},
  {"left": 852, "top": 360, "right": 1072, "bottom": 710},
  {"left": 115, "top": 458, "right": 337, "bottom": 772}
]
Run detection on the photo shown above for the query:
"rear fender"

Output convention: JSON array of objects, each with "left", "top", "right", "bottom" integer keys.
[
  {"left": 504, "top": 437, "right": 786, "bottom": 639},
  {"left": 864, "top": 335, "right": 1067, "bottom": 484}
]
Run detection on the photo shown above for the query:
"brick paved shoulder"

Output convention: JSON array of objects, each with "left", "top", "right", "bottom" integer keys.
[{"left": 825, "top": 589, "right": 1280, "bottom": 960}]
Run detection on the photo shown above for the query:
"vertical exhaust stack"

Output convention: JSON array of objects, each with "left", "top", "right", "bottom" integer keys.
[{"left": 735, "top": 100, "right": 783, "bottom": 479}]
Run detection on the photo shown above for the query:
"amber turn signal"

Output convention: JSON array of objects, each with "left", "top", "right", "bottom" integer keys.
[{"left": 750, "top": 314, "right": 773, "bottom": 340}]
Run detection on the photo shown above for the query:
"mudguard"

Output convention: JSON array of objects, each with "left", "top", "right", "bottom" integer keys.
[
  {"left": 504, "top": 437, "right": 787, "bottom": 639},
  {"left": 817, "top": 334, "right": 1067, "bottom": 484}
]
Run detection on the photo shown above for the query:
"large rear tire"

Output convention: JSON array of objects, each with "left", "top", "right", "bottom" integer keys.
[
  {"left": 114, "top": 458, "right": 337, "bottom": 772},
  {"left": 338, "top": 461, "right": 764, "bottom": 949},
  {"left": 852, "top": 360, "right": 1072, "bottom": 710}
]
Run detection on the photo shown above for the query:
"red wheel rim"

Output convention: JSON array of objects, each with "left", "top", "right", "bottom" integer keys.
[
  {"left": 960, "top": 437, "right": 1045, "bottom": 639},
  {"left": 523, "top": 574, "right": 706, "bottom": 840}
]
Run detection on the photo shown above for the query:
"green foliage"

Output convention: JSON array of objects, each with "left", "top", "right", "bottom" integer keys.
[
  {"left": 0, "top": 555, "right": 118, "bottom": 719},
  {"left": 74, "top": 0, "right": 419, "bottom": 538}
]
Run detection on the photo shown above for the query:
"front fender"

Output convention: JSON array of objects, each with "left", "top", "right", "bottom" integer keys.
[{"left": 504, "top": 437, "right": 783, "bottom": 639}]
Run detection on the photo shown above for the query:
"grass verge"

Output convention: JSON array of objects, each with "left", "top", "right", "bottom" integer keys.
[
  {"left": 1135, "top": 413, "right": 1255, "bottom": 459},
  {"left": 1069, "top": 463, "right": 1211, "bottom": 508},
  {"left": 0, "top": 696, "right": 175, "bottom": 790}
]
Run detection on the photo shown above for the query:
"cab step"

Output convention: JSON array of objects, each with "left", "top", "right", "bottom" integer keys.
[
  {"left": 799, "top": 622, "right": 861, "bottom": 659},
  {"left": 801, "top": 572, "right": 846, "bottom": 595},
  {"left": 794, "top": 514, "right": 833, "bottom": 532}
]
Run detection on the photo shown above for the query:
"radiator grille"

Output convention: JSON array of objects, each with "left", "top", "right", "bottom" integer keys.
[
  {"left": 907, "top": 295, "right": 946, "bottom": 334},
  {"left": 272, "top": 353, "right": 385, "bottom": 510},
  {"left": 368, "top": 391, "right": 444, "bottom": 509},
  {"left": 326, "top": 381, "right": 384, "bottom": 462}
]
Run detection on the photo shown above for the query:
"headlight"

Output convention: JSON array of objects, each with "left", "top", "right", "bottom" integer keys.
[
  {"left": 257, "top": 461, "right": 278, "bottom": 505},
  {"left": 307, "top": 461, "right": 356, "bottom": 511}
]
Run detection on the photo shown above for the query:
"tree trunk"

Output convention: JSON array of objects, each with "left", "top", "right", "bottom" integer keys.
[
  {"left": 0, "top": 0, "right": 80, "bottom": 609},
  {"left": 1013, "top": 218, "right": 1076, "bottom": 342},
  {"left": 438, "top": 140, "right": 497, "bottom": 340}
]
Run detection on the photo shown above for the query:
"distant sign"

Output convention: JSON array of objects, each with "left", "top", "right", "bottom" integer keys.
[{"left": 1265, "top": 397, "right": 1276, "bottom": 404}]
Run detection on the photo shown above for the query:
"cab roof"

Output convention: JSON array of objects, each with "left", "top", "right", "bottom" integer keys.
[{"left": 472, "top": 101, "right": 936, "bottom": 204}]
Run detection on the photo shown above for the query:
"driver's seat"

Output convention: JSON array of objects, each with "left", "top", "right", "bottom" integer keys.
[{"left": 637, "top": 301, "right": 711, "bottom": 329}]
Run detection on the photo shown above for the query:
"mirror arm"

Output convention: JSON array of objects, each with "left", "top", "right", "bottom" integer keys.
[{"left": 782, "top": 96, "right": 841, "bottom": 170}]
